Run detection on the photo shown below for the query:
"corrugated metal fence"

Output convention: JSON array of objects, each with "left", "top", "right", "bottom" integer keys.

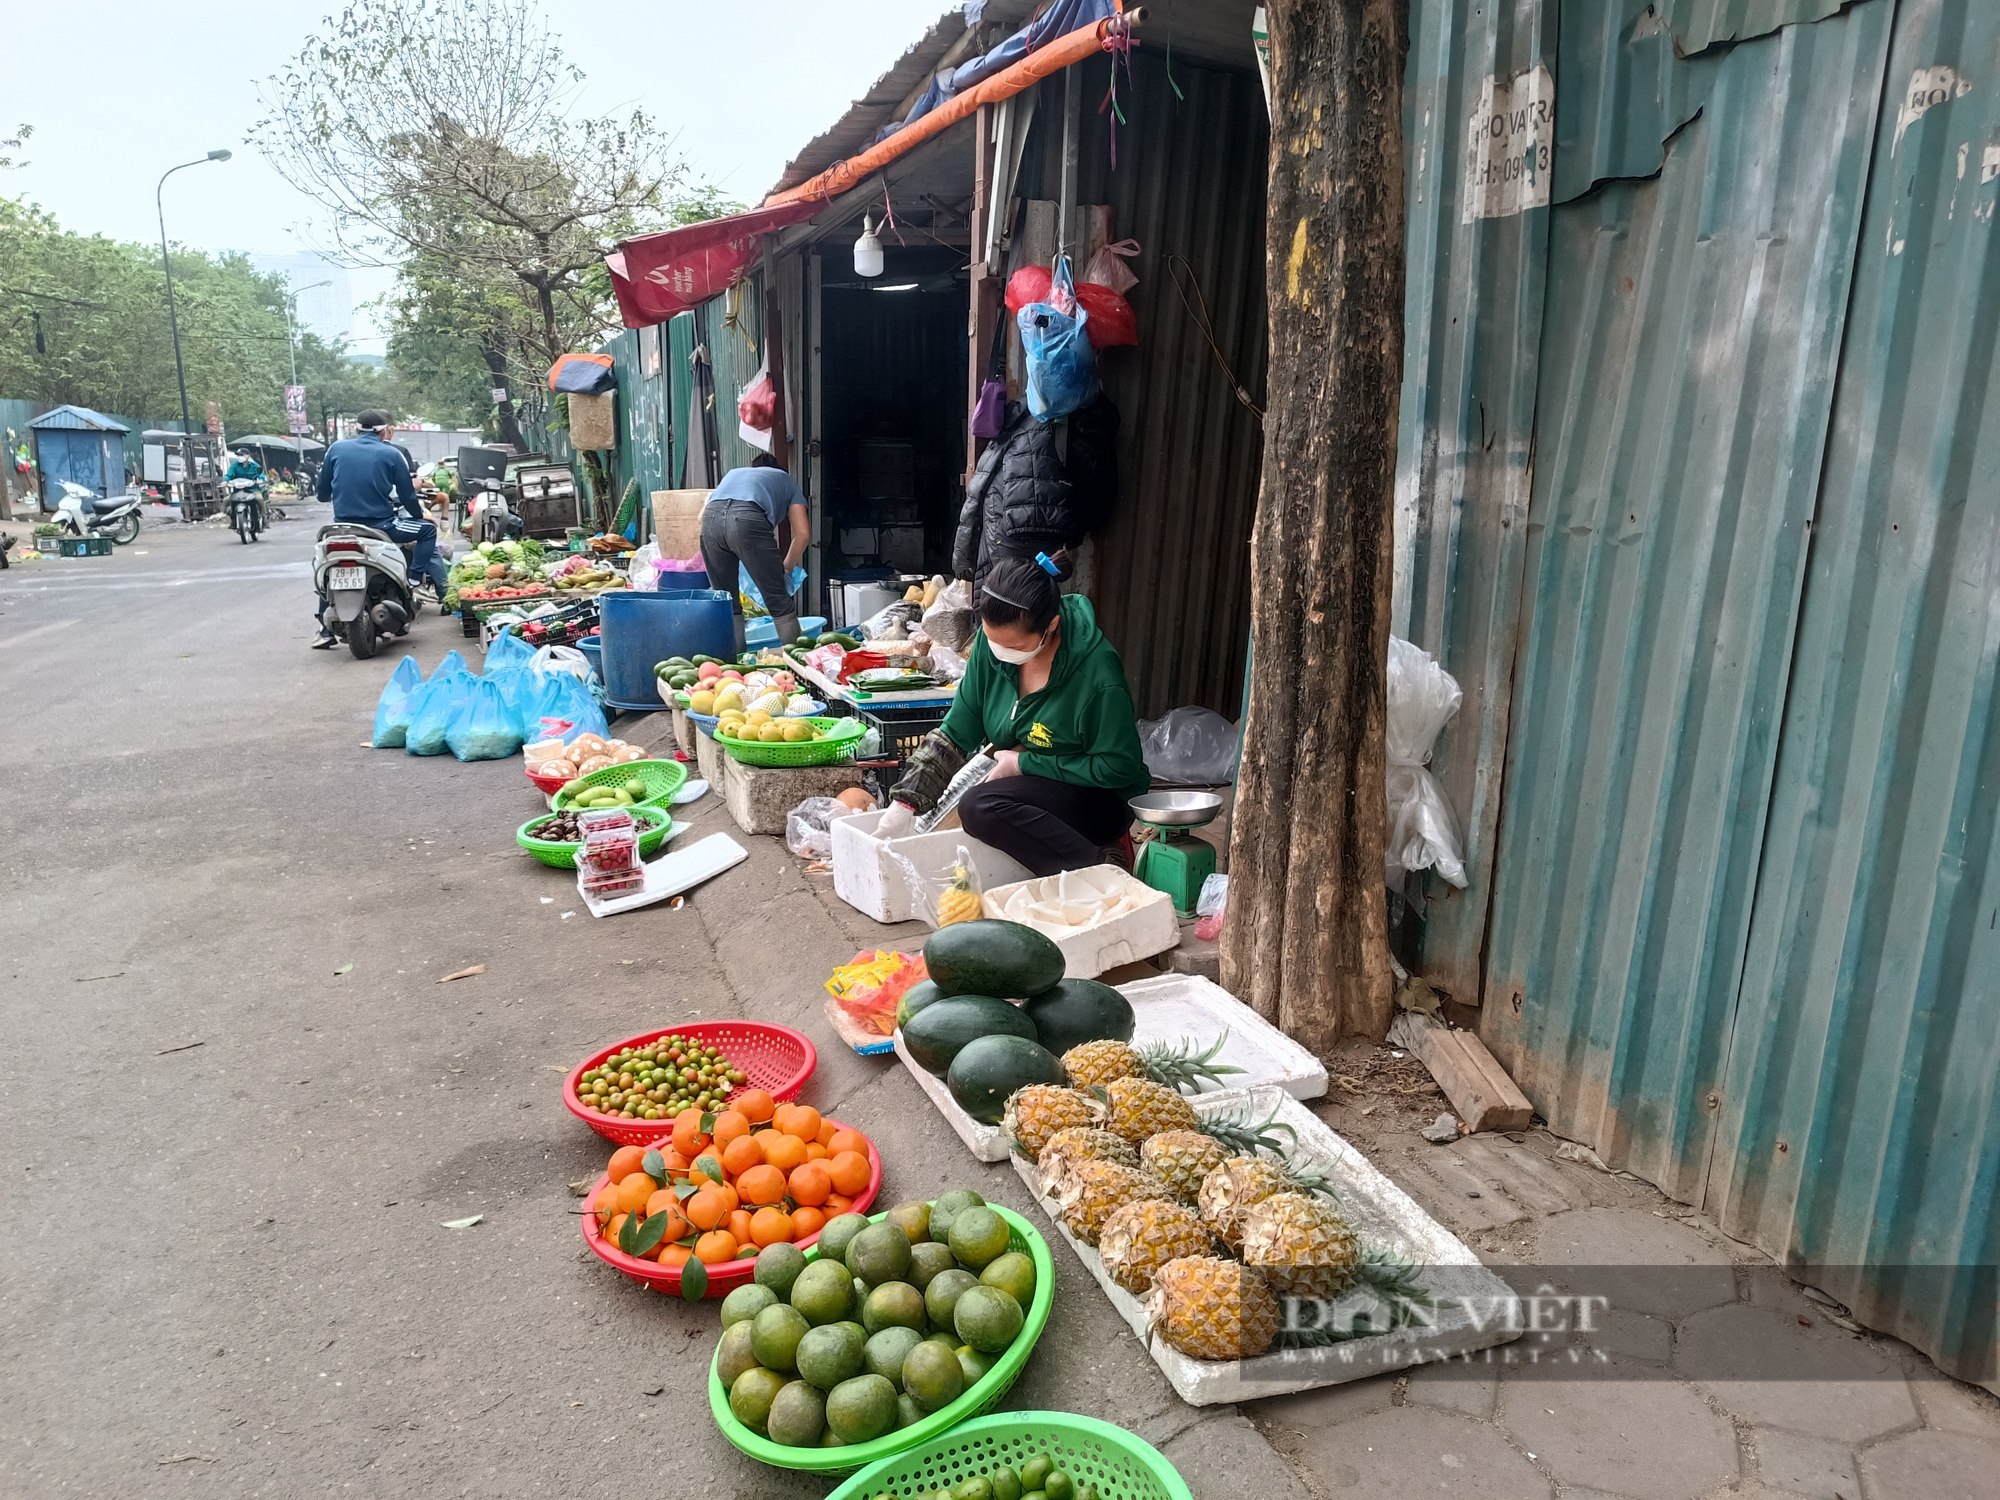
[{"left": 1401, "top": 0, "right": 1998, "bottom": 1387}]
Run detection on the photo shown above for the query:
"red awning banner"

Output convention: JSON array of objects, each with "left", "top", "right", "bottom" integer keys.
[{"left": 608, "top": 200, "right": 820, "bottom": 328}]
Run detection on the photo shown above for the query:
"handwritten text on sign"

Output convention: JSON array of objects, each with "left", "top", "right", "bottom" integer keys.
[{"left": 1462, "top": 63, "right": 1555, "bottom": 225}]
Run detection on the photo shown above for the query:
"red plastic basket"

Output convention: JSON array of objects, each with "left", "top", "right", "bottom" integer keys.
[
  {"left": 579, "top": 1122, "right": 883, "bottom": 1297},
  {"left": 563, "top": 1022, "right": 818, "bottom": 1147},
  {"left": 526, "top": 761, "right": 573, "bottom": 796}
]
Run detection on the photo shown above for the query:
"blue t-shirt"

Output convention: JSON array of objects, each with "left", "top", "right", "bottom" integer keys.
[{"left": 708, "top": 465, "right": 805, "bottom": 527}]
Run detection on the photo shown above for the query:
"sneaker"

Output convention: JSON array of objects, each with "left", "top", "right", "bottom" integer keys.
[{"left": 311, "top": 632, "right": 337, "bottom": 650}]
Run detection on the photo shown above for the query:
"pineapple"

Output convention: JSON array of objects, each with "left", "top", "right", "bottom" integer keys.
[
  {"left": 937, "top": 862, "right": 982, "bottom": 925},
  {"left": 1099, "top": 1199, "right": 1217, "bottom": 1294},
  {"left": 1054, "top": 1159, "right": 1175, "bottom": 1245},
  {"left": 1061, "top": 1032, "right": 1244, "bottom": 1092},
  {"left": 1036, "top": 1127, "right": 1137, "bottom": 1199},
  {"left": 1239, "top": 1192, "right": 1362, "bottom": 1298},
  {"left": 1139, "top": 1131, "right": 1226, "bottom": 1204},
  {"left": 1104, "top": 1077, "right": 1200, "bottom": 1143},
  {"left": 1144, "top": 1255, "right": 1282, "bottom": 1361},
  {"left": 1003, "top": 1084, "right": 1106, "bottom": 1159}
]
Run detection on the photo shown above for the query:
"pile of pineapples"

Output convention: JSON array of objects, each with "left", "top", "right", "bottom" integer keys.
[{"left": 1001, "top": 1035, "right": 1430, "bottom": 1362}]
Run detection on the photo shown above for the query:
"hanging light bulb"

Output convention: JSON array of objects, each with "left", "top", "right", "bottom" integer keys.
[{"left": 853, "top": 212, "right": 885, "bottom": 279}]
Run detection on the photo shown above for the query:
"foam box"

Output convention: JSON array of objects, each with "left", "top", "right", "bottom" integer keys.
[
  {"left": 831, "top": 807, "right": 1032, "bottom": 924},
  {"left": 980, "top": 865, "right": 1180, "bottom": 978},
  {"left": 1013, "top": 1084, "right": 1524, "bottom": 1403},
  {"left": 895, "top": 971, "right": 1330, "bottom": 1162}
]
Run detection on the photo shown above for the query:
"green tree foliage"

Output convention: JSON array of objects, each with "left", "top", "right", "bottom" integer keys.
[{"left": 0, "top": 196, "right": 392, "bottom": 430}]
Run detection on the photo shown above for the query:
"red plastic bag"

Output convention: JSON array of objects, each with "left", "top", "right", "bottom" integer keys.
[
  {"left": 1005, "top": 266, "right": 1135, "bottom": 348},
  {"left": 737, "top": 364, "right": 776, "bottom": 432},
  {"left": 1005, "top": 265, "right": 1053, "bottom": 315}
]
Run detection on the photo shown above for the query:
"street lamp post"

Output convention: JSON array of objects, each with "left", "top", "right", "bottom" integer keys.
[
  {"left": 156, "top": 149, "right": 232, "bottom": 512},
  {"left": 282, "top": 279, "right": 331, "bottom": 477}
]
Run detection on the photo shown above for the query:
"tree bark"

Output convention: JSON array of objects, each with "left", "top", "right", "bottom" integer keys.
[
  {"left": 480, "top": 339, "right": 525, "bottom": 449},
  {"left": 1220, "top": 0, "right": 1406, "bottom": 1052}
]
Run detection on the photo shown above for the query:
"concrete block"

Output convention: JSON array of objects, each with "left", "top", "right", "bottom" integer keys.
[
  {"left": 1858, "top": 1429, "right": 2000, "bottom": 1500},
  {"left": 1501, "top": 1367, "right": 1737, "bottom": 1500},
  {"left": 695, "top": 724, "right": 725, "bottom": 786},
  {"left": 722, "top": 756, "right": 864, "bottom": 837},
  {"left": 1675, "top": 1304, "right": 1917, "bottom": 1442},
  {"left": 671, "top": 706, "right": 695, "bottom": 758},
  {"left": 1157, "top": 916, "right": 1222, "bottom": 981},
  {"left": 1750, "top": 1427, "right": 1860, "bottom": 1499}
]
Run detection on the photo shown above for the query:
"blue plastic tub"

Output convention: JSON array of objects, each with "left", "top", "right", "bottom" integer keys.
[
  {"left": 655, "top": 567, "right": 709, "bottom": 590},
  {"left": 745, "top": 613, "right": 829, "bottom": 648},
  {"left": 599, "top": 590, "right": 734, "bottom": 710},
  {"left": 576, "top": 636, "right": 603, "bottom": 682}
]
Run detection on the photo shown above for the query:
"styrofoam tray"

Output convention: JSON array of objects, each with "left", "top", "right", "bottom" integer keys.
[
  {"left": 1012, "top": 1084, "right": 1524, "bottom": 1403},
  {"left": 981, "top": 865, "right": 1181, "bottom": 977},
  {"left": 893, "top": 971, "right": 1330, "bottom": 1162},
  {"left": 832, "top": 807, "right": 1032, "bottom": 924}
]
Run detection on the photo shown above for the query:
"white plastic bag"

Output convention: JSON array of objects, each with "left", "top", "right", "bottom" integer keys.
[
  {"left": 927, "top": 643, "right": 968, "bottom": 683},
  {"left": 531, "top": 644, "right": 592, "bottom": 681},
  {"left": 628, "top": 541, "right": 662, "bottom": 591},
  {"left": 920, "top": 577, "right": 976, "bottom": 654},
  {"left": 785, "top": 796, "right": 849, "bottom": 859},
  {"left": 1137, "top": 706, "right": 1239, "bottom": 786},
  {"left": 1385, "top": 636, "right": 1467, "bottom": 888},
  {"left": 1080, "top": 238, "right": 1141, "bottom": 295}
]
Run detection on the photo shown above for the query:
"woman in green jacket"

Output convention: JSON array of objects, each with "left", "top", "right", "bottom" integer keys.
[{"left": 885, "top": 553, "right": 1149, "bottom": 875}]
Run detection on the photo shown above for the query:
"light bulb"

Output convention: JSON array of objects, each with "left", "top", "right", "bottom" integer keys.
[{"left": 853, "top": 213, "right": 884, "bottom": 279}]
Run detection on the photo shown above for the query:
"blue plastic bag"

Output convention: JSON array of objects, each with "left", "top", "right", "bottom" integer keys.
[
  {"left": 484, "top": 631, "right": 533, "bottom": 674},
  {"left": 1019, "top": 257, "right": 1097, "bottom": 421},
  {"left": 370, "top": 657, "right": 424, "bottom": 748},
  {"left": 406, "top": 667, "right": 477, "bottom": 756},
  {"left": 740, "top": 563, "right": 809, "bottom": 612},
  {"left": 446, "top": 675, "right": 524, "bottom": 761},
  {"left": 432, "top": 648, "right": 472, "bottom": 678},
  {"left": 518, "top": 667, "right": 609, "bottom": 746}
]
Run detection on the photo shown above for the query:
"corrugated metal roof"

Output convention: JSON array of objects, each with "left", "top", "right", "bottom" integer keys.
[
  {"left": 28, "top": 404, "right": 129, "bottom": 432},
  {"left": 1708, "top": 0, "right": 2000, "bottom": 1392},
  {"left": 1478, "top": 1, "right": 1892, "bottom": 1200},
  {"left": 1662, "top": 0, "right": 1846, "bottom": 55}
]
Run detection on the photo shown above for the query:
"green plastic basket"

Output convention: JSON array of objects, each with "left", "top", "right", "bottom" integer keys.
[
  {"left": 714, "top": 716, "right": 865, "bottom": 768},
  {"left": 552, "top": 758, "right": 688, "bottom": 812},
  {"left": 708, "top": 1205, "right": 1054, "bottom": 1476},
  {"left": 515, "top": 805, "right": 677, "bottom": 869},
  {"left": 826, "top": 1412, "right": 1193, "bottom": 1500}
]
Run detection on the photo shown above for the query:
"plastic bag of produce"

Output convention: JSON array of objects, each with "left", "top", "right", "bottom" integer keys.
[
  {"left": 484, "top": 630, "right": 534, "bottom": 675},
  {"left": 530, "top": 644, "right": 591, "bottom": 681},
  {"left": 860, "top": 599, "right": 923, "bottom": 640},
  {"left": 405, "top": 666, "right": 477, "bottom": 756},
  {"left": 1385, "top": 635, "right": 1466, "bottom": 889},
  {"left": 927, "top": 643, "right": 967, "bottom": 683},
  {"left": 433, "top": 648, "right": 472, "bottom": 678},
  {"left": 370, "top": 656, "right": 423, "bottom": 749},
  {"left": 446, "top": 674, "right": 524, "bottom": 761},
  {"left": 785, "top": 795, "right": 850, "bottom": 859},
  {"left": 519, "top": 666, "right": 609, "bottom": 747},
  {"left": 919, "top": 576, "right": 976, "bottom": 654},
  {"left": 1018, "top": 256, "right": 1098, "bottom": 421},
  {"left": 824, "top": 949, "right": 929, "bottom": 1038},
  {"left": 1137, "top": 706, "right": 1239, "bottom": 786}
]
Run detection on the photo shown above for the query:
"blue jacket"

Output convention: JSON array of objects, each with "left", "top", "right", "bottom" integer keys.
[{"left": 317, "top": 432, "right": 418, "bottom": 524}]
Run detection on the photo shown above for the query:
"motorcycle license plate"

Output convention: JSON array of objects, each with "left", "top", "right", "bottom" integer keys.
[{"left": 328, "top": 566, "right": 366, "bottom": 590}]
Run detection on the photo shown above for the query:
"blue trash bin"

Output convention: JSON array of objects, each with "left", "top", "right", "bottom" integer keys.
[{"left": 598, "top": 589, "right": 735, "bottom": 710}]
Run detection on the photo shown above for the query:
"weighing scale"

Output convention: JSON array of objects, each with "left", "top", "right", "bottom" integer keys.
[{"left": 1129, "top": 791, "right": 1224, "bottom": 916}]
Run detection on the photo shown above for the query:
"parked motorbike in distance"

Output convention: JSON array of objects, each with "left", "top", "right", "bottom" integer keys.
[
  {"left": 465, "top": 474, "right": 525, "bottom": 545},
  {"left": 313, "top": 523, "right": 417, "bottom": 659},
  {"left": 53, "top": 480, "right": 143, "bottom": 545},
  {"left": 226, "top": 477, "right": 266, "bottom": 544}
]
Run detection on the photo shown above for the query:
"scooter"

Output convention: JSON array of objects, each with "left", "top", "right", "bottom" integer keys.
[
  {"left": 465, "top": 475, "right": 524, "bottom": 544},
  {"left": 226, "top": 477, "right": 266, "bottom": 544},
  {"left": 53, "top": 480, "right": 143, "bottom": 545},
  {"left": 313, "top": 523, "right": 417, "bottom": 660}
]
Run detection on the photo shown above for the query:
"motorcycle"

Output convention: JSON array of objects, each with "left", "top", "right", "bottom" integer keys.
[
  {"left": 314, "top": 523, "right": 417, "bottom": 660},
  {"left": 226, "top": 477, "right": 267, "bottom": 544},
  {"left": 465, "top": 474, "right": 525, "bottom": 544},
  {"left": 53, "top": 480, "right": 143, "bottom": 545}
]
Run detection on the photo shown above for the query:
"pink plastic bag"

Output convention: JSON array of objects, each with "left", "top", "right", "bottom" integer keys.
[
  {"left": 1081, "top": 238, "right": 1141, "bottom": 294},
  {"left": 737, "top": 366, "right": 776, "bottom": 431}
]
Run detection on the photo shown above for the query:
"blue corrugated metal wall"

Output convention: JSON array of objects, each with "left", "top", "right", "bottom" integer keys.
[{"left": 1399, "top": 0, "right": 1998, "bottom": 1387}]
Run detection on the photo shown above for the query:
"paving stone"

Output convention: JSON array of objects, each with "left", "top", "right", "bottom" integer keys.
[
  {"left": 1905, "top": 1360, "right": 2000, "bottom": 1439},
  {"left": 1750, "top": 1427, "right": 1859, "bottom": 1499},
  {"left": 1262, "top": 1405, "right": 1550, "bottom": 1499},
  {"left": 1675, "top": 1303, "right": 1916, "bottom": 1442},
  {"left": 1499, "top": 1368, "right": 1737, "bottom": 1500},
  {"left": 1538, "top": 1206, "right": 1737, "bottom": 1320},
  {"left": 1256, "top": 1369, "right": 1400, "bottom": 1433},
  {"left": 1449, "top": 1136, "right": 1588, "bottom": 1215},
  {"left": 1586, "top": 1309, "right": 1673, "bottom": 1365},
  {"left": 1159, "top": 1411, "right": 1313, "bottom": 1500},
  {"left": 1406, "top": 1360, "right": 1499, "bottom": 1419},
  {"left": 1857, "top": 1428, "right": 2000, "bottom": 1500}
]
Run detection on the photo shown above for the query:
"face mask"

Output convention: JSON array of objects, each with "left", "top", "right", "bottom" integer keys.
[{"left": 985, "top": 630, "right": 1046, "bottom": 666}]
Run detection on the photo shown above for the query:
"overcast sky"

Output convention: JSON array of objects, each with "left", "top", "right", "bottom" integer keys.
[{"left": 3, "top": 0, "right": 952, "bottom": 352}]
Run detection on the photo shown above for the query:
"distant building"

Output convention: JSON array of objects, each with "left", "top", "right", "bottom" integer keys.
[{"left": 246, "top": 252, "right": 354, "bottom": 345}]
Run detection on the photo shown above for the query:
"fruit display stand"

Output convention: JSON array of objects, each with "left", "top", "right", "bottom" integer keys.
[
  {"left": 895, "top": 973, "right": 1330, "bottom": 1162},
  {"left": 826, "top": 1411, "right": 1192, "bottom": 1500},
  {"left": 1012, "top": 1083, "right": 1524, "bottom": 1405},
  {"left": 708, "top": 1207, "right": 1055, "bottom": 1477}
]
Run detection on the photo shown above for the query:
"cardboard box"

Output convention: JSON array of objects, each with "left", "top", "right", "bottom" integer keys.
[{"left": 650, "top": 489, "right": 711, "bottom": 561}]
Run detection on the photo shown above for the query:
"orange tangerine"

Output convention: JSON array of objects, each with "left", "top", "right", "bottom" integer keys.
[
  {"left": 823, "top": 1192, "right": 854, "bottom": 1217},
  {"left": 781, "top": 1106, "right": 822, "bottom": 1142},
  {"left": 670, "top": 1110, "right": 709, "bottom": 1158},
  {"left": 594, "top": 1183, "right": 621, "bottom": 1226},
  {"left": 685, "top": 1186, "right": 727, "bottom": 1231},
  {"left": 815, "top": 1117, "right": 839, "bottom": 1147},
  {"left": 726, "top": 1208, "right": 754, "bottom": 1246},
  {"left": 790, "top": 1206, "right": 826, "bottom": 1238},
  {"left": 614, "top": 1172, "right": 658, "bottom": 1215},
  {"left": 787, "top": 1161, "right": 833, "bottom": 1208},
  {"left": 761, "top": 1132, "right": 808, "bottom": 1174},
  {"left": 643, "top": 1194, "right": 693, "bottom": 1242},
  {"left": 605, "top": 1212, "right": 631, "bottom": 1245},
  {"left": 720, "top": 1134, "right": 765, "bottom": 1177},
  {"left": 750, "top": 1206, "right": 795, "bottom": 1246},
  {"left": 805, "top": 1142, "right": 829, "bottom": 1161},
  {"left": 693, "top": 1230, "right": 738, "bottom": 1264},
  {"left": 735, "top": 1164, "right": 788, "bottom": 1207},
  {"left": 711, "top": 1109, "right": 750, "bottom": 1146},
  {"left": 606, "top": 1145, "right": 648, "bottom": 1183},
  {"left": 827, "top": 1150, "right": 870, "bottom": 1197},
  {"left": 826, "top": 1128, "right": 868, "bottom": 1158},
  {"left": 711, "top": 1182, "right": 740, "bottom": 1215},
  {"left": 733, "top": 1087, "right": 777, "bottom": 1124},
  {"left": 657, "top": 1242, "right": 693, "bottom": 1267}
]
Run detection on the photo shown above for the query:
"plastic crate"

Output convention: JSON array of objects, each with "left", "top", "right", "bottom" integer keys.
[
  {"left": 859, "top": 701, "right": 950, "bottom": 762},
  {"left": 58, "top": 535, "right": 112, "bottom": 557}
]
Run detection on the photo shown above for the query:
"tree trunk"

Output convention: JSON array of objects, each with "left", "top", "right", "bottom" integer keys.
[
  {"left": 1219, "top": 0, "right": 1406, "bottom": 1053},
  {"left": 481, "top": 339, "right": 524, "bottom": 449}
]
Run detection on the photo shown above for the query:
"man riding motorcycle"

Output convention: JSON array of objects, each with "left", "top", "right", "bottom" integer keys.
[
  {"left": 313, "top": 410, "right": 450, "bottom": 648},
  {"left": 223, "top": 450, "right": 264, "bottom": 486}
]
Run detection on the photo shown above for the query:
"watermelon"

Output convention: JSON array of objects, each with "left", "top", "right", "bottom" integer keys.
[
  {"left": 924, "top": 920, "right": 1065, "bottom": 999},
  {"left": 1022, "top": 978, "right": 1135, "bottom": 1055},
  {"left": 900, "top": 995, "right": 1037, "bottom": 1075}
]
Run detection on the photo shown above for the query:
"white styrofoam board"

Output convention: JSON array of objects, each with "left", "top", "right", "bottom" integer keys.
[
  {"left": 1011, "top": 1083, "right": 1524, "bottom": 1404},
  {"left": 980, "top": 866, "right": 1181, "bottom": 978},
  {"left": 831, "top": 807, "right": 1032, "bottom": 924},
  {"left": 578, "top": 831, "right": 746, "bottom": 917},
  {"left": 893, "top": 971, "right": 1331, "bottom": 1163}
]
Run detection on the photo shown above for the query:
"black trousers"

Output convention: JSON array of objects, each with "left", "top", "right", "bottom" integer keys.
[
  {"left": 958, "top": 773, "right": 1133, "bottom": 878},
  {"left": 700, "top": 500, "right": 795, "bottom": 622}
]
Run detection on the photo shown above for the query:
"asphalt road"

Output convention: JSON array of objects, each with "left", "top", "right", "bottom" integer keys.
[{"left": 0, "top": 510, "right": 1271, "bottom": 1499}]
